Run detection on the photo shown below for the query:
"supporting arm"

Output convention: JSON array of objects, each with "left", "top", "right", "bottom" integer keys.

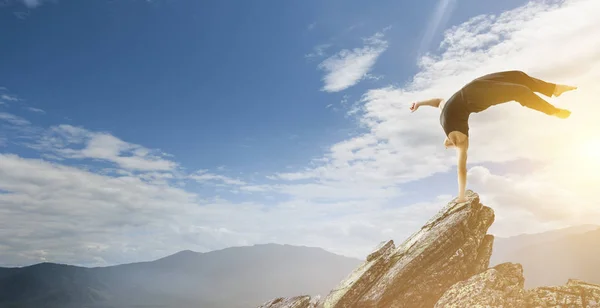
[{"left": 455, "top": 139, "right": 469, "bottom": 202}]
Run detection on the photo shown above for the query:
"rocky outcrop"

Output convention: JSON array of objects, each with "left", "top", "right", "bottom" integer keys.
[
  {"left": 435, "top": 262, "right": 528, "bottom": 307},
  {"left": 436, "top": 262, "right": 600, "bottom": 307},
  {"left": 527, "top": 279, "right": 600, "bottom": 307},
  {"left": 323, "top": 190, "right": 494, "bottom": 308},
  {"left": 257, "top": 190, "right": 600, "bottom": 308}
]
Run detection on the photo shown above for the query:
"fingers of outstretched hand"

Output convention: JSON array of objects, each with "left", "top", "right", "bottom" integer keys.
[{"left": 410, "top": 102, "right": 417, "bottom": 112}]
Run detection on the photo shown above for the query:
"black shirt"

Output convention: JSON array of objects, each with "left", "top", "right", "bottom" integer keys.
[{"left": 439, "top": 88, "right": 471, "bottom": 137}]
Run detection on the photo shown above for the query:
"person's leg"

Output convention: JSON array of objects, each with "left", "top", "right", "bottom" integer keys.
[
  {"left": 481, "top": 70, "right": 576, "bottom": 97},
  {"left": 487, "top": 70, "right": 556, "bottom": 97},
  {"left": 512, "top": 84, "right": 571, "bottom": 118},
  {"left": 465, "top": 80, "right": 570, "bottom": 118}
]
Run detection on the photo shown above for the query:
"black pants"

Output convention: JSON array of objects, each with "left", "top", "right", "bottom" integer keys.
[{"left": 464, "top": 70, "right": 560, "bottom": 115}]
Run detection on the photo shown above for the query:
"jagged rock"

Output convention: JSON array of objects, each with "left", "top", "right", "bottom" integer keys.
[
  {"left": 258, "top": 190, "right": 600, "bottom": 308},
  {"left": 322, "top": 190, "right": 495, "bottom": 308},
  {"left": 258, "top": 295, "right": 313, "bottom": 308},
  {"left": 435, "top": 262, "right": 527, "bottom": 307},
  {"left": 435, "top": 263, "right": 600, "bottom": 308},
  {"left": 321, "top": 240, "right": 396, "bottom": 308},
  {"left": 526, "top": 279, "right": 600, "bottom": 307}
]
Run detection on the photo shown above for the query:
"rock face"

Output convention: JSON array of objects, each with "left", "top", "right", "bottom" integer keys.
[
  {"left": 323, "top": 190, "right": 494, "bottom": 308},
  {"left": 258, "top": 190, "right": 600, "bottom": 308},
  {"left": 435, "top": 262, "right": 528, "bottom": 307},
  {"left": 527, "top": 279, "right": 600, "bottom": 307},
  {"left": 437, "top": 262, "right": 600, "bottom": 307}
]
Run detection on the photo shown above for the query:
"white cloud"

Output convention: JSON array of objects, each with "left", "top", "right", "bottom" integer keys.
[
  {"left": 189, "top": 170, "right": 247, "bottom": 186},
  {"left": 0, "top": 153, "right": 198, "bottom": 266},
  {"left": 468, "top": 162, "right": 600, "bottom": 237},
  {"left": 34, "top": 125, "right": 178, "bottom": 172},
  {"left": 0, "top": 112, "right": 30, "bottom": 126},
  {"left": 318, "top": 31, "right": 388, "bottom": 92},
  {"left": 21, "top": 0, "right": 46, "bottom": 8},
  {"left": 1, "top": 94, "right": 19, "bottom": 102},
  {"left": 305, "top": 44, "right": 332, "bottom": 59},
  {"left": 26, "top": 107, "right": 45, "bottom": 113},
  {"left": 0, "top": 152, "right": 448, "bottom": 266}
]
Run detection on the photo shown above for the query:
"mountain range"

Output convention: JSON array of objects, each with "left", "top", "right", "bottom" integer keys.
[
  {"left": 1, "top": 224, "right": 599, "bottom": 308},
  {"left": 490, "top": 224, "right": 600, "bottom": 288},
  {"left": 0, "top": 244, "right": 361, "bottom": 308}
]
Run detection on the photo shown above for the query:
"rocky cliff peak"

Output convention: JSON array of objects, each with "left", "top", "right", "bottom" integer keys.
[{"left": 257, "top": 190, "right": 600, "bottom": 308}]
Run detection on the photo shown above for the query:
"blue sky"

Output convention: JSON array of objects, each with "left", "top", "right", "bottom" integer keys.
[
  {"left": 1, "top": 0, "right": 525, "bottom": 175},
  {"left": 2, "top": 0, "right": 600, "bottom": 267}
]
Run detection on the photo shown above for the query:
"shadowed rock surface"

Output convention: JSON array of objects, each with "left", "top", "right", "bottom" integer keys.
[{"left": 260, "top": 190, "right": 600, "bottom": 308}]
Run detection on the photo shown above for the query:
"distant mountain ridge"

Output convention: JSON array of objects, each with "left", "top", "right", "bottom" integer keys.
[
  {"left": 491, "top": 224, "right": 599, "bottom": 261},
  {"left": 491, "top": 224, "right": 600, "bottom": 288},
  {"left": 3, "top": 225, "right": 600, "bottom": 308},
  {"left": 0, "top": 243, "right": 361, "bottom": 308}
]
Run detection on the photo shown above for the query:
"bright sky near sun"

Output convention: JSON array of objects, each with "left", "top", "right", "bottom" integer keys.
[{"left": 1, "top": 0, "right": 600, "bottom": 267}]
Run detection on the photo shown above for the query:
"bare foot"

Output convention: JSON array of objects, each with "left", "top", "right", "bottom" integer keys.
[
  {"left": 553, "top": 84, "right": 577, "bottom": 97},
  {"left": 554, "top": 108, "right": 571, "bottom": 119}
]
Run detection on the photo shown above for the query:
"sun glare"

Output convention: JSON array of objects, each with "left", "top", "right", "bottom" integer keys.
[
  {"left": 573, "top": 139, "right": 600, "bottom": 178},
  {"left": 579, "top": 139, "right": 600, "bottom": 161}
]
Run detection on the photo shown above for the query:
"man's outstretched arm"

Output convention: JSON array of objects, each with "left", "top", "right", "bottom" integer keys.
[{"left": 410, "top": 98, "right": 444, "bottom": 112}]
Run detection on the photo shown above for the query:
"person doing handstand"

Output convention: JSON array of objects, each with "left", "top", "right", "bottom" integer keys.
[{"left": 410, "top": 70, "right": 577, "bottom": 202}]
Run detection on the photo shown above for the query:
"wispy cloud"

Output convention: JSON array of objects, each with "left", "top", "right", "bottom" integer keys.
[
  {"left": 20, "top": 0, "right": 48, "bottom": 8},
  {"left": 0, "top": 112, "right": 30, "bottom": 126},
  {"left": 35, "top": 125, "right": 178, "bottom": 172},
  {"left": 305, "top": 43, "right": 332, "bottom": 59},
  {"left": 189, "top": 170, "right": 247, "bottom": 186},
  {"left": 26, "top": 107, "right": 45, "bottom": 113},
  {"left": 1, "top": 94, "right": 20, "bottom": 102},
  {"left": 318, "top": 31, "right": 389, "bottom": 92}
]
